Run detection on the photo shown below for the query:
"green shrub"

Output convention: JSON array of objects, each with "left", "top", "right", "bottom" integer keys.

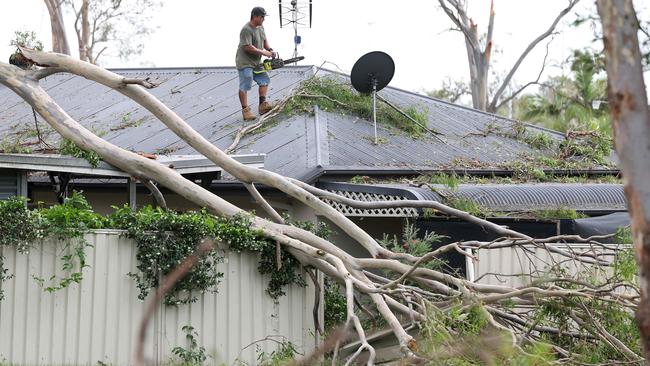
[
  {"left": 256, "top": 340, "right": 298, "bottom": 366},
  {"left": 324, "top": 278, "right": 347, "bottom": 330},
  {"left": 171, "top": 325, "right": 208, "bottom": 365}
]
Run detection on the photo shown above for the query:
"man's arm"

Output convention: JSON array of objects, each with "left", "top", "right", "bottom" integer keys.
[
  {"left": 243, "top": 44, "right": 273, "bottom": 58},
  {"left": 263, "top": 40, "right": 276, "bottom": 56}
]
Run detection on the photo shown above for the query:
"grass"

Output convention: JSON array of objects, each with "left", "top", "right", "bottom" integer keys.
[
  {"left": 445, "top": 197, "right": 490, "bottom": 217},
  {"left": 0, "top": 138, "right": 32, "bottom": 153},
  {"left": 426, "top": 172, "right": 461, "bottom": 191},
  {"left": 530, "top": 207, "right": 588, "bottom": 220},
  {"left": 110, "top": 112, "right": 143, "bottom": 131}
]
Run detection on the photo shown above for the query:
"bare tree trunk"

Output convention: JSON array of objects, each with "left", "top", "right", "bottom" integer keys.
[
  {"left": 597, "top": 0, "right": 650, "bottom": 360},
  {"left": 439, "top": 0, "right": 578, "bottom": 112},
  {"left": 43, "top": 0, "right": 70, "bottom": 55},
  {"left": 79, "top": 0, "right": 90, "bottom": 62},
  {"left": 441, "top": 0, "right": 492, "bottom": 111},
  {"left": 465, "top": 23, "right": 487, "bottom": 111}
]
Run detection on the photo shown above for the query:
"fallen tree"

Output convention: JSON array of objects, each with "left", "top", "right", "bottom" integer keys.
[{"left": 0, "top": 47, "right": 643, "bottom": 365}]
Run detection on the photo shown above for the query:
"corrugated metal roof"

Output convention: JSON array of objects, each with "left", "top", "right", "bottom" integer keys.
[
  {"left": 318, "top": 182, "right": 626, "bottom": 213},
  {"left": 447, "top": 184, "right": 627, "bottom": 212},
  {"left": 0, "top": 66, "right": 612, "bottom": 180}
]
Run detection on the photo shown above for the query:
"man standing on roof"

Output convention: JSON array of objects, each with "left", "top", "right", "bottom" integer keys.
[{"left": 236, "top": 6, "right": 277, "bottom": 121}]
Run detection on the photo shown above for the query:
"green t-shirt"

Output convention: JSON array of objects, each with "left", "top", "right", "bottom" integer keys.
[{"left": 235, "top": 23, "right": 266, "bottom": 70}]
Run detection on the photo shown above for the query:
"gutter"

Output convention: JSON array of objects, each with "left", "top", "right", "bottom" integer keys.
[{"left": 301, "top": 166, "right": 621, "bottom": 184}]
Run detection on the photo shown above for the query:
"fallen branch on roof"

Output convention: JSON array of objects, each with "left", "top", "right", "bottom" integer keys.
[{"left": 0, "top": 48, "right": 643, "bottom": 365}]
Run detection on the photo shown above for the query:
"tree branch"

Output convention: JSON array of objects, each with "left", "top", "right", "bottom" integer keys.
[
  {"left": 438, "top": 0, "right": 479, "bottom": 50},
  {"left": 134, "top": 239, "right": 214, "bottom": 366},
  {"left": 493, "top": 36, "right": 553, "bottom": 112},
  {"left": 142, "top": 179, "right": 167, "bottom": 209},
  {"left": 488, "top": 0, "right": 580, "bottom": 112}
]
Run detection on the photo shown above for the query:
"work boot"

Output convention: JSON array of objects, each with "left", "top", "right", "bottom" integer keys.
[
  {"left": 259, "top": 101, "right": 274, "bottom": 115},
  {"left": 242, "top": 106, "right": 256, "bottom": 121}
]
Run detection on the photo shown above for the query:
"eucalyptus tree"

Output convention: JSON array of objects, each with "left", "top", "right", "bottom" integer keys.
[
  {"left": 43, "top": 0, "right": 70, "bottom": 55},
  {"left": 437, "top": 0, "right": 580, "bottom": 113},
  {"left": 598, "top": 0, "right": 650, "bottom": 359},
  {"left": 43, "top": 0, "right": 161, "bottom": 64}
]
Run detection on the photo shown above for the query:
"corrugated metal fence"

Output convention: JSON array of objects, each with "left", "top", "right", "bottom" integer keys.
[
  {"left": 470, "top": 243, "right": 630, "bottom": 288},
  {"left": 0, "top": 230, "right": 319, "bottom": 365}
]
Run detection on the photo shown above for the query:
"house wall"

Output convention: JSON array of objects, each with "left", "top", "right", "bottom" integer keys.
[
  {"left": 30, "top": 185, "right": 290, "bottom": 218},
  {"left": 319, "top": 217, "right": 405, "bottom": 258},
  {"left": 0, "top": 230, "right": 320, "bottom": 365}
]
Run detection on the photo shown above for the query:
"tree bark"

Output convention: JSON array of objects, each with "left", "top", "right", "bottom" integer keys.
[
  {"left": 43, "top": 0, "right": 70, "bottom": 55},
  {"left": 597, "top": 0, "right": 650, "bottom": 360},
  {"left": 79, "top": 0, "right": 90, "bottom": 62}
]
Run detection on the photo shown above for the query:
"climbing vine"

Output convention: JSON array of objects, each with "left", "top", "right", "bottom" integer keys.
[
  {"left": 108, "top": 205, "right": 225, "bottom": 305},
  {"left": 0, "top": 193, "right": 312, "bottom": 304},
  {"left": 224, "top": 214, "right": 326, "bottom": 299},
  {"left": 0, "top": 196, "right": 37, "bottom": 300},
  {"left": 34, "top": 192, "right": 104, "bottom": 292},
  {"left": 0, "top": 192, "right": 104, "bottom": 295}
]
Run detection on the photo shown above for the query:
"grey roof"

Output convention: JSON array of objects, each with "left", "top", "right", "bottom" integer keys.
[
  {"left": 318, "top": 182, "right": 627, "bottom": 213},
  {"left": 0, "top": 66, "right": 612, "bottom": 181}
]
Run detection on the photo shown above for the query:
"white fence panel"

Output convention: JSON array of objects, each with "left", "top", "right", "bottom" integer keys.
[
  {"left": 0, "top": 230, "right": 319, "bottom": 365},
  {"left": 470, "top": 243, "right": 630, "bottom": 288}
]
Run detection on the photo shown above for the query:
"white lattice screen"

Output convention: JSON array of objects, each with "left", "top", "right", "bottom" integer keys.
[{"left": 323, "top": 190, "right": 418, "bottom": 217}]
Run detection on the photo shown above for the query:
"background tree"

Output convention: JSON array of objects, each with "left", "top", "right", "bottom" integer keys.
[
  {"left": 574, "top": 1, "right": 650, "bottom": 69},
  {"left": 514, "top": 49, "right": 611, "bottom": 133},
  {"left": 45, "top": 0, "right": 162, "bottom": 64},
  {"left": 437, "top": 0, "right": 580, "bottom": 113},
  {"left": 44, "top": 0, "right": 71, "bottom": 55},
  {"left": 426, "top": 77, "right": 471, "bottom": 105}
]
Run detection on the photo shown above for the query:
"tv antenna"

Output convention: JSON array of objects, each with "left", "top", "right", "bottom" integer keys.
[
  {"left": 278, "top": 0, "right": 313, "bottom": 59},
  {"left": 351, "top": 51, "right": 395, "bottom": 144}
]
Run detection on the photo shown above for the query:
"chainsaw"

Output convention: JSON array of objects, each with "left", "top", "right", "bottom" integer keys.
[{"left": 255, "top": 55, "right": 305, "bottom": 73}]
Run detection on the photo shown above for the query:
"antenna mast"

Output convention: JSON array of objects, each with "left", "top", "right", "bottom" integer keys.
[
  {"left": 278, "top": 0, "right": 313, "bottom": 59},
  {"left": 351, "top": 52, "right": 395, "bottom": 145}
]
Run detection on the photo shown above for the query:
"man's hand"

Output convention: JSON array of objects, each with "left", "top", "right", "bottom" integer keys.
[{"left": 261, "top": 49, "right": 276, "bottom": 58}]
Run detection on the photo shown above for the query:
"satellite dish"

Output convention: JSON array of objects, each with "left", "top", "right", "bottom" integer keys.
[
  {"left": 350, "top": 51, "right": 395, "bottom": 144},
  {"left": 351, "top": 51, "right": 395, "bottom": 94}
]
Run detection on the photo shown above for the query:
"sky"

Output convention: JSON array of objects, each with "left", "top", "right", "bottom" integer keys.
[{"left": 0, "top": 0, "right": 645, "bottom": 96}]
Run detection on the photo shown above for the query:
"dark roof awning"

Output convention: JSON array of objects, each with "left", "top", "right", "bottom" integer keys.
[{"left": 0, "top": 153, "right": 265, "bottom": 178}]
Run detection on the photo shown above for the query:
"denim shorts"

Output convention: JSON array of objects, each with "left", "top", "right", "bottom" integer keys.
[{"left": 238, "top": 67, "right": 270, "bottom": 91}]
